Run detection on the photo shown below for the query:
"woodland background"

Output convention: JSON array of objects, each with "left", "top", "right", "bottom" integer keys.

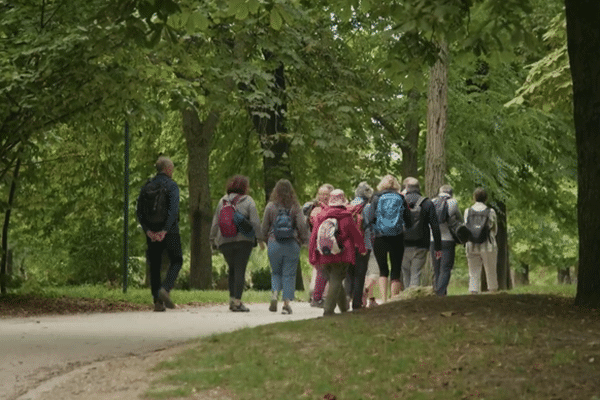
[{"left": 0, "top": 0, "right": 593, "bottom": 304}]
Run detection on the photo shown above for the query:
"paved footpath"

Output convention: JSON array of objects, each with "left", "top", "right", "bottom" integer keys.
[{"left": 1, "top": 302, "right": 323, "bottom": 400}]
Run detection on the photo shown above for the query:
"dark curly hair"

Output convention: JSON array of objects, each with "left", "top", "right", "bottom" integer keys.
[{"left": 226, "top": 175, "right": 249, "bottom": 195}]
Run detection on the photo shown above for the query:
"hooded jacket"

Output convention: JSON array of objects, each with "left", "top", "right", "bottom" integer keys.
[{"left": 309, "top": 206, "right": 367, "bottom": 266}]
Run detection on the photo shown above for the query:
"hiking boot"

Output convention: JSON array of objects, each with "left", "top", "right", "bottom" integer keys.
[
  {"left": 154, "top": 301, "right": 166, "bottom": 312},
  {"left": 229, "top": 300, "right": 235, "bottom": 311},
  {"left": 158, "top": 288, "right": 175, "bottom": 309},
  {"left": 231, "top": 303, "right": 250, "bottom": 312},
  {"left": 282, "top": 304, "right": 292, "bottom": 315},
  {"left": 310, "top": 299, "right": 324, "bottom": 308},
  {"left": 269, "top": 299, "right": 278, "bottom": 312}
]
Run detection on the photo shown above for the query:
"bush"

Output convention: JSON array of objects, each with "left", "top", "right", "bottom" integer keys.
[{"left": 250, "top": 267, "right": 272, "bottom": 291}]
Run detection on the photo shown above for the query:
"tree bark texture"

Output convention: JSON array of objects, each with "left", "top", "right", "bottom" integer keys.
[
  {"left": 401, "top": 88, "right": 421, "bottom": 180},
  {"left": 495, "top": 201, "right": 511, "bottom": 290},
  {"left": 514, "top": 264, "right": 530, "bottom": 286},
  {"left": 425, "top": 42, "right": 448, "bottom": 198},
  {"left": 565, "top": 0, "right": 600, "bottom": 308},
  {"left": 1, "top": 157, "right": 21, "bottom": 294},
  {"left": 183, "top": 108, "right": 218, "bottom": 290},
  {"left": 250, "top": 58, "right": 303, "bottom": 290},
  {"left": 557, "top": 267, "right": 572, "bottom": 285},
  {"left": 252, "top": 60, "right": 292, "bottom": 203}
]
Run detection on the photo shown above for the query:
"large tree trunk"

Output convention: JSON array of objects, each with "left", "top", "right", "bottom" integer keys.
[
  {"left": 1, "top": 157, "right": 21, "bottom": 294},
  {"left": 425, "top": 41, "right": 448, "bottom": 199},
  {"left": 251, "top": 58, "right": 304, "bottom": 291},
  {"left": 183, "top": 109, "right": 218, "bottom": 290},
  {"left": 565, "top": 0, "right": 600, "bottom": 308},
  {"left": 495, "top": 201, "right": 511, "bottom": 290},
  {"left": 252, "top": 59, "right": 292, "bottom": 202},
  {"left": 422, "top": 42, "right": 448, "bottom": 287},
  {"left": 401, "top": 88, "right": 421, "bottom": 179}
]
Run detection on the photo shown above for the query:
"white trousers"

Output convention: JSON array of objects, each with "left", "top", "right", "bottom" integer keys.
[{"left": 466, "top": 250, "right": 498, "bottom": 292}]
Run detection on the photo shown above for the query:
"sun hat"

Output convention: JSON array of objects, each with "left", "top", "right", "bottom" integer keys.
[{"left": 328, "top": 189, "right": 347, "bottom": 207}]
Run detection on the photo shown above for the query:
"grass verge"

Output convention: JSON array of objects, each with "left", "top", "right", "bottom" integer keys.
[{"left": 145, "top": 293, "right": 600, "bottom": 400}]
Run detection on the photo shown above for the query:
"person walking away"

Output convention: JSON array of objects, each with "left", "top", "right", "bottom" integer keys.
[
  {"left": 303, "top": 184, "right": 334, "bottom": 307},
  {"left": 309, "top": 189, "right": 367, "bottom": 316},
  {"left": 345, "top": 182, "right": 373, "bottom": 310},
  {"left": 430, "top": 184, "right": 463, "bottom": 296},
  {"left": 366, "top": 174, "right": 412, "bottom": 303},
  {"left": 261, "top": 179, "right": 309, "bottom": 314},
  {"left": 136, "top": 156, "right": 183, "bottom": 312},
  {"left": 210, "top": 175, "right": 263, "bottom": 312},
  {"left": 401, "top": 177, "right": 442, "bottom": 292},
  {"left": 465, "top": 187, "right": 499, "bottom": 293}
]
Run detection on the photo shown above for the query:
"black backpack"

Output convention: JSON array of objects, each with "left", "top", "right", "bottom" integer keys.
[
  {"left": 139, "top": 178, "right": 169, "bottom": 226},
  {"left": 466, "top": 208, "right": 491, "bottom": 244},
  {"left": 403, "top": 196, "right": 426, "bottom": 242}
]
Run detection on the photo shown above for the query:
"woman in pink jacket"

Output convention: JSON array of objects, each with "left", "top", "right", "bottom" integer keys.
[{"left": 309, "top": 189, "right": 367, "bottom": 316}]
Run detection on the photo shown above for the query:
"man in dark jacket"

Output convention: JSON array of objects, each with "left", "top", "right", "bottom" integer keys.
[
  {"left": 401, "top": 177, "right": 442, "bottom": 291},
  {"left": 136, "top": 156, "right": 182, "bottom": 311}
]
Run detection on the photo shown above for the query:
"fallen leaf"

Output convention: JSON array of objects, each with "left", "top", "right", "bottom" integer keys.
[{"left": 441, "top": 311, "right": 455, "bottom": 317}]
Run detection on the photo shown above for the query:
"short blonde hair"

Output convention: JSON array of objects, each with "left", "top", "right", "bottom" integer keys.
[{"left": 376, "top": 174, "right": 401, "bottom": 192}]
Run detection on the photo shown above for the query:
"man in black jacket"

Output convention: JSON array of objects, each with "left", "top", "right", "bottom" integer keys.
[
  {"left": 401, "top": 177, "right": 442, "bottom": 292},
  {"left": 136, "top": 156, "right": 182, "bottom": 311}
]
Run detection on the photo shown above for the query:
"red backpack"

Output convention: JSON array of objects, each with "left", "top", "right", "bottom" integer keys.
[
  {"left": 218, "top": 195, "right": 241, "bottom": 238},
  {"left": 348, "top": 202, "right": 366, "bottom": 235}
]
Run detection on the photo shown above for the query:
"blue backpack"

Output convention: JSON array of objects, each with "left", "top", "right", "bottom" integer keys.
[
  {"left": 273, "top": 208, "right": 294, "bottom": 241},
  {"left": 374, "top": 192, "right": 405, "bottom": 236}
]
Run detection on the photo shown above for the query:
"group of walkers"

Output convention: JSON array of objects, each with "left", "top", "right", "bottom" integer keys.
[{"left": 137, "top": 156, "right": 499, "bottom": 315}]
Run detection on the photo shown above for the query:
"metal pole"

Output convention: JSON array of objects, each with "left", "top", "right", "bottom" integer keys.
[{"left": 123, "top": 120, "right": 130, "bottom": 293}]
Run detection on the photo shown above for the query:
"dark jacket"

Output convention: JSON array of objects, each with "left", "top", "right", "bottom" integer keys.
[
  {"left": 309, "top": 206, "right": 367, "bottom": 266},
  {"left": 136, "top": 173, "right": 180, "bottom": 234},
  {"left": 404, "top": 191, "right": 441, "bottom": 251}
]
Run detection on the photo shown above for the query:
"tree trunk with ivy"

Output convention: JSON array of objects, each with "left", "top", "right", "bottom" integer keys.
[{"left": 565, "top": 0, "right": 600, "bottom": 308}]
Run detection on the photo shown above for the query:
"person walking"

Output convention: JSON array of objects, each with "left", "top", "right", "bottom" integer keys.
[
  {"left": 261, "top": 179, "right": 309, "bottom": 314},
  {"left": 210, "top": 175, "right": 263, "bottom": 312},
  {"left": 136, "top": 156, "right": 183, "bottom": 312},
  {"left": 366, "top": 174, "right": 412, "bottom": 303},
  {"left": 309, "top": 189, "right": 367, "bottom": 316},
  {"left": 401, "top": 177, "right": 442, "bottom": 291},
  {"left": 465, "top": 187, "right": 499, "bottom": 293},
  {"left": 345, "top": 182, "right": 373, "bottom": 310},
  {"left": 303, "top": 184, "right": 334, "bottom": 307},
  {"left": 430, "top": 184, "right": 463, "bottom": 296}
]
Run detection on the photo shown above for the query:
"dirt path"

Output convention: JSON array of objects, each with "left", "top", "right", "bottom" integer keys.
[{"left": 2, "top": 302, "right": 323, "bottom": 400}]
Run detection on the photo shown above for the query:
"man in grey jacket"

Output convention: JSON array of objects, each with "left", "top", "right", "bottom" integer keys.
[{"left": 430, "top": 184, "right": 463, "bottom": 296}]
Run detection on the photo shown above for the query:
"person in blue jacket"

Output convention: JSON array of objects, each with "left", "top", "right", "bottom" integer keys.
[{"left": 136, "top": 156, "right": 182, "bottom": 312}]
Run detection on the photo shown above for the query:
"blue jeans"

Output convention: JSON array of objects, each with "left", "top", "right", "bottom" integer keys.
[
  {"left": 268, "top": 239, "right": 300, "bottom": 301},
  {"left": 431, "top": 241, "right": 456, "bottom": 296}
]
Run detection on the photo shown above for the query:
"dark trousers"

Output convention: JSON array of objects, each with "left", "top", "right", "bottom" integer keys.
[
  {"left": 431, "top": 241, "right": 456, "bottom": 296},
  {"left": 323, "top": 263, "right": 350, "bottom": 315},
  {"left": 220, "top": 241, "right": 254, "bottom": 300},
  {"left": 345, "top": 250, "right": 370, "bottom": 309},
  {"left": 373, "top": 234, "right": 405, "bottom": 281},
  {"left": 146, "top": 232, "right": 183, "bottom": 302}
]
